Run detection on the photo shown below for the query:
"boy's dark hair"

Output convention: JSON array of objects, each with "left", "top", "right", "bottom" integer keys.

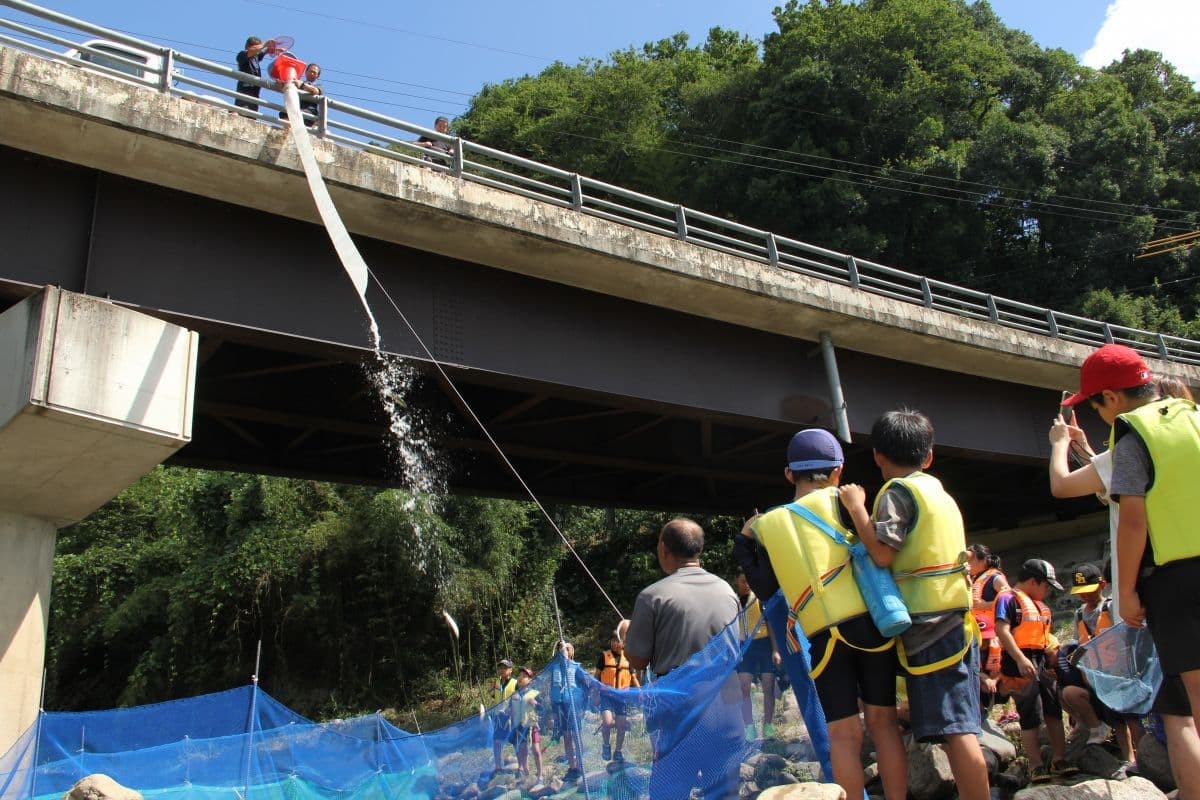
[
  {"left": 871, "top": 408, "right": 934, "bottom": 468},
  {"left": 244, "top": 36, "right": 262, "bottom": 49},
  {"left": 790, "top": 468, "right": 835, "bottom": 483},
  {"left": 660, "top": 518, "right": 704, "bottom": 559},
  {"left": 1089, "top": 383, "right": 1159, "bottom": 406}
]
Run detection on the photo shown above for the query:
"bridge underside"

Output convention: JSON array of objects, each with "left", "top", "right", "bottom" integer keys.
[{"left": 0, "top": 145, "right": 1099, "bottom": 528}]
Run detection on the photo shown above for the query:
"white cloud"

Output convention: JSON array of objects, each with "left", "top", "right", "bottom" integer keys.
[{"left": 1082, "top": 0, "right": 1200, "bottom": 84}]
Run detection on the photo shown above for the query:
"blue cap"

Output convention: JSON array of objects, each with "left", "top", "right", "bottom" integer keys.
[{"left": 787, "top": 429, "right": 843, "bottom": 472}]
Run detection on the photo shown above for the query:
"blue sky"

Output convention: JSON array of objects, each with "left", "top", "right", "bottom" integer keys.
[{"left": 1, "top": 0, "right": 1192, "bottom": 126}]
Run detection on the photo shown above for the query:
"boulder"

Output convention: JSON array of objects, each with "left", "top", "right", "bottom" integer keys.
[
  {"left": 754, "top": 753, "right": 792, "bottom": 787},
  {"left": 1137, "top": 732, "right": 1175, "bottom": 792},
  {"left": 981, "top": 718, "right": 1018, "bottom": 763},
  {"left": 1013, "top": 775, "right": 1166, "bottom": 800},
  {"left": 995, "top": 761, "right": 1029, "bottom": 794},
  {"left": 756, "top": 783, "right": 847, "bottom": 800},
  {"left": 63, "top": 776, "right": 142, "bottom": 800},
  {"left": 907, "top": 744, "right": 956, "bottom": 800},
  {"left": 1075, "top": 744, "right": 1126, "bottom": 780}
]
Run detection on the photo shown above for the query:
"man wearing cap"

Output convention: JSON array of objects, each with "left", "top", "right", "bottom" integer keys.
[
  {"left": 487, "top": 659, "right": 519, "bottom": 776},
  {"left": 736, "top": 429, "right": 907, "bottom": 800},
  {"left": 994, "top": 559, "right": 1074, "bottom": 782},
  {"left": 1062, "top": 343, "right": 1200, "bottom": 798}
]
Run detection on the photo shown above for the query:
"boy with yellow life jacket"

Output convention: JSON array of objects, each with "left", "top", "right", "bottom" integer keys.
[
  {"left": 1062, "top": 344, "right": 1200, "bottom": 799},
  {"left": 486, "top": 659, "right": 519, "bottom": 777},
  {"left": 509, "top": 666, "right": 543, "bottom": 781},
  {"left": 993, "top": 560, "right": 1075, "bottom": 782},
  {"left": 594, "top": 631, "right": 639, "bottom": 762},
  {"left": 737, "top": 429, "right": 907, "bottom": 800},
  {"left": 838, "top": 409, "right": 990, "bottom": 800}
]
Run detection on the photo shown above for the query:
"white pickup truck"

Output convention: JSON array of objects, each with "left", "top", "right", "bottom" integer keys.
[{"left": 62, "top": 38, "right": 163, "bottom": 85}]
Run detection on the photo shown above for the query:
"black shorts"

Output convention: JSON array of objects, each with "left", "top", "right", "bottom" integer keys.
[
  {"left": 1142, "top": 557, "right": 1200, "bottom": 677},
  {"left": 810, "top": 616, "right": 897, "bottom": 722}
]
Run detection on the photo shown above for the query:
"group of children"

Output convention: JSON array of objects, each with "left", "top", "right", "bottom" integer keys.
[
  {"left": 969, "top": 548, "right": 1137, "bottom": 780},
  {"left": 484, "top": 633, "right": 639, "bottom": 782}
]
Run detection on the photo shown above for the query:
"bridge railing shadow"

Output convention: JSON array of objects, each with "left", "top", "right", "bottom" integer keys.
[{"left": 2, "top": 0, "right": 1198, "bottom": 366}]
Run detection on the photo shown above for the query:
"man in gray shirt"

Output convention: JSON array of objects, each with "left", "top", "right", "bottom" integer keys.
[
  {"left": 624, "top": 518, "right": 740, "bottom": 800},
  {"left": 625, "top": 518, "right": 739, "bottom": 677}
]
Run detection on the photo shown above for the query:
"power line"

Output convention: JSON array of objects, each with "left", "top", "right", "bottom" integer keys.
[{"left": 238, "top": 0, "right": 553, "bottom": 63}]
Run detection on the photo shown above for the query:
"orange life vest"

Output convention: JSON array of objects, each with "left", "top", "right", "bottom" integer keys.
[
  {"left": 1005, "top": 590, "right": 1051, "bottom": 651},
  {"left": 971, "top": 567, "right": 1006, "bottom": 632},
  {"left": 598, "top": 650, "right": 636, "bottom": 689},
  {"left": 1075, "top": 599, "right": 1114, "bottom": 644}
]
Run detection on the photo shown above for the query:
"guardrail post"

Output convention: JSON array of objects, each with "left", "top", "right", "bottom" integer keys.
[
  {"left": 920, "top": 277, "right": 933, "bottom": 308},
  {"left": 986, "top": 295, "right": 999, "bottom": 323},
  {"left": 846, "top": 256, "right": 860, "bottom": 288},
  {"left": 765, "top": 233, "right": 779, "bottom": 267},
  {"left": 569, "top": 175, "right": 584, "bottom": 211},
  {"left": 1046, "top": 310, "right": 1060, "bottom": 338},
  {"left": 451, "top": 138, "right": 464, "bottom": 177},
  {"left": 1157, "top": 334, "right": 1169, "bottom": 360},
  {"left": 159, "top": 49, "right": 174, "bottom": 94},
  {"left": 315, "top": 95, "right": 328, "bottom": 139},
  {"left": 1103, "top": 323, "right": 1115, "bottom": 344},
  {"left": 674, "top": 206, "right": 688, "bottom": 241}
]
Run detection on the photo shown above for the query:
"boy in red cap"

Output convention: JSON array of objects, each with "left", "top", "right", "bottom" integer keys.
[{"left": 1062, "top": 343, "right": 1200, "bottom": 798}]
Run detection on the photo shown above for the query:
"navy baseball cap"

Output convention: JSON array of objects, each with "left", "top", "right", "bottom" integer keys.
[{"left": 787, "top": 429, "right": 844, "bottom": 472}]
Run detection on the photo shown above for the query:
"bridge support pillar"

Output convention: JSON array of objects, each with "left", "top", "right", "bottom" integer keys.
[{"left": 0, "top": 287, "right": 198, "bottom": 753}]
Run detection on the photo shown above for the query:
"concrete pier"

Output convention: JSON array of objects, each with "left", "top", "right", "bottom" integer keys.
[{"left": 0, "top": 287, "right": 197, "bottom": 752}]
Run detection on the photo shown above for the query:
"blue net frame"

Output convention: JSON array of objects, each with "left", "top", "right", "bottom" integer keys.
[{"left": 1, "top": 594, "right": 831, "bottom": 800}]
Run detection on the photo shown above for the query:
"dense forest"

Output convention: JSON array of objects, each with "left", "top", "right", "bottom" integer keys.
[
  {"left": 46, "top": 0, "right": 1200, "bottom": 722},
  {"left": 456, "top": 0, "right": 1200, "bottom": 336},
  {"left": 47, "top": 468, "right": 743, "bottom": 723}
]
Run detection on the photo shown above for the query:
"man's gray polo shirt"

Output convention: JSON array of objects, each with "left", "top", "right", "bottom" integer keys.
[{"left": 625, "top": 566, "right": 740, "bottom": 676}]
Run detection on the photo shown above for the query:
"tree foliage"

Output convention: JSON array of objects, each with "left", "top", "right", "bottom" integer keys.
[
  {"left": 47, "top": 469, "right": 738, "bottom": 722},
  {"left": 455, "top": 0, "right": 1200, "bottom": 334}
]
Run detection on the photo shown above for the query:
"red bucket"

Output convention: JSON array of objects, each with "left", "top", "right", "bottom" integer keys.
[{"left": 269, "top": 53, "right": 306, "bottom": 83}]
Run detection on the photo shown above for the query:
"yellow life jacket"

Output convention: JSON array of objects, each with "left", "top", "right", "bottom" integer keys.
[
  {"left": 739, "top": 593, "right": 770, "bottom": 641},
  {"left": 876, "top": 473, "right": 976, "bottom": 675},
  {"left": 880, "top": 472, "right": 971, "bottom": 615},
  {"left": 1075, "top": 599, "right": 1114, "bottom": 644},
  {"left": 1116, "top": 397, "right": 1200, "bottom": 566},
  {"left": 1005, "top": 590, "right": 1051, "bottom": 651},
  {"left": 751, "top": 487, "right": 891, "bottom": 678},
  {"left": 598, "top": 650, "right": 636, "bottom": 689},
  {"left": 490, "top": 676, "right": 517, "bottom": 705}
]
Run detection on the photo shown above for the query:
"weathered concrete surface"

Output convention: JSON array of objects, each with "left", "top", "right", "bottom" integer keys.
[
  {"left": 0, "top": 511, "right": 55, "bottom": 754},
  {"left": 2, "top": 47, "right": 1195, "bottom": 390},
  {"left": 0, "top": 288, "right": 198, "bottom": 526}
]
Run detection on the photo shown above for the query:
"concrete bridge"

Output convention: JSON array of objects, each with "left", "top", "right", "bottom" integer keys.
[
  {"left": 5, "top": 24, "right": 1200, "bottom": 752},
  {"left": 3, "top": 42, "right": 1198, "bottom": 535}
]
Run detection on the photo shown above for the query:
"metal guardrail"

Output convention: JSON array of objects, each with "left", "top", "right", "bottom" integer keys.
[{"left": 3, "top": 0, "right": 1199, "bottom": 367}]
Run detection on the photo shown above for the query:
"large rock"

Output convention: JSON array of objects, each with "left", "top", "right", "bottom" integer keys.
[
  {"left": 1075, "top": 744, "right": 1126, "bottom": 780},
  {"left": 981, "top": 718, "right": 1018, "bottom": 763},
  {"left": 1013, "top": 776, "right": 1165, "bottom": 800},
  {"left": 908, "top": 744, "right": 956, "bottom": 800},
  {"left": 1137, "top": 732, "right": 1175, "bottom": 792},
  {"left": 63, "top": 776, "right": 142, "bottom": 800},
  {"left": 756, "top": 783, "right": 846, "bottom": 800},
  {"left": 755, "top": 753, "right": 792, "bottom": 787}
]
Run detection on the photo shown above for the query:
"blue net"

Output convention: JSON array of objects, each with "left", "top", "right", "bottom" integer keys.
[
  {"left": 1076, "top": 621, "right": 1162, "bottom": 716},
  {"left": 0, "top": 594, "right": 830, "bottom": 800}
]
